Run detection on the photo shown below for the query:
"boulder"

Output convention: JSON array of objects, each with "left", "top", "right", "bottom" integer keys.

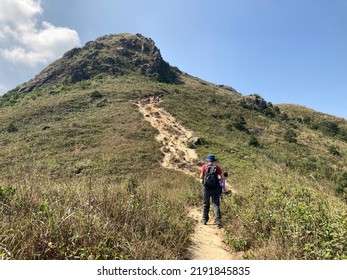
[
  {"left": 187, "top": 136, "right": 202, "bottom": 148},
  {"left": 244, "top": 95, "right": 268, "bottom": 111}
]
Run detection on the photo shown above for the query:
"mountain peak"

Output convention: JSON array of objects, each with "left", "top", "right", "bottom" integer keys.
[{"left": 18, "top": 33, "right": 180, "bottom": 93}]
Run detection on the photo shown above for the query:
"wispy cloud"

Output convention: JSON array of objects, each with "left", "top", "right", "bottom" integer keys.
[{"left": 0, "top": 0, "right": 80, "bottom": 67}]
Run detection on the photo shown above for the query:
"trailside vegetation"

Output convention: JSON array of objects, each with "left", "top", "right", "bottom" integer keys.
[
  {"left": 161, "top": 80, "right": 347, "bottom": 260},
  {"left": 1, "top": 33, "right": 346, "bottom": 259}
]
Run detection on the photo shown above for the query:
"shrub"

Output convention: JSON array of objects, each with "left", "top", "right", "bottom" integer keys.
[
  {"left": 263, "top": 108, "right": 275, "bottom": 118},
  {"left": 126, "top": 174, "right": 139, "bottom": 194},
  {"left": 249, "top": 135, "right": 260, "bottom": 147},
  {"left": 339, "top": 129, "right": 347, "bottom": 142},
  {"left": 239, "top": 99, "right": 251, "bottom": 109},
  {"left": 225, "top": 123, "right": 234, "bottom": 131},
  {"left": 90, "top": 91, "right": 103, "bottom": 99},
  {"left": 208, "top": 97, "right": 217, "bottom": 104},
  {"left": 280, "top": 113, "right": 289, "bottom": 122},
  {"left": 0, "top": 185, "right": 15, "bottom": 201},
  {"left": 327, "top": 145, "right": 340, "bottom": 156},
  {"left": 233, "top": 116, "right": 249, "bottom": 133},
  {"left": 284, "top": 129, "right": 297, "bottom": 143},
  {"left": 6, "top": 122, "right": 18, "bottom": 133},
  {"left": 303, "top": 116, "right": 312, "bottom": 125},
  {"left": 298, "top": 157, "right": 317, "bottom": 173},
  {"left": 318, "top": 121, "right": 340, "bottom": 136},
  {"left": 223, "top": 178, "right": 347, "bottom": 259},
  {"left": 336, "top": 172, "right": 347, "bottom": 203}
]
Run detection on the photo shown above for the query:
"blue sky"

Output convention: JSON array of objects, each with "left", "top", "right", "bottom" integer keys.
[{"left": 1, "top": 0, "right": 346, "bottom": 119}]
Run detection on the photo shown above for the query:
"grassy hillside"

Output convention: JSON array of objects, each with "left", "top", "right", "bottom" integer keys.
[
  {"left": 1, "top": 34, "right": 346, "bottom": 260},
  {"left": 0, "top": 75, "right": 198, "bottom": 260},
  {"left": 159, "top": 78, "right": 347, "bottom": 259}
]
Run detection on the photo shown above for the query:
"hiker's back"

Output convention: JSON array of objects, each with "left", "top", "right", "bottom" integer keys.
[{"left": 203, "top": 165, "right": 220, "bottom": 190}]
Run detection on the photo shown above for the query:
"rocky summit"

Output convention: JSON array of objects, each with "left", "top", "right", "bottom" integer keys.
[{"left": 18, "top": 33, "right": 180, "bottom": 93}]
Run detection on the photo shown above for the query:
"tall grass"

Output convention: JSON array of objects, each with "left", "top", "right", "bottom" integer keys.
[
  {"left": 160, "top": 84, "right": 347, "bottom": 259},
  {"left": 1, "top": 72, "right": 347, "bottom": 260},
  {"left": 222, "top": 168, "right": 347, "bottom": 260},
  {"left": 0, "top": 77, "right": 199, "bottom": 260},
  {"left": 0, "top": 170, "right": 195, "bottom": 260}
]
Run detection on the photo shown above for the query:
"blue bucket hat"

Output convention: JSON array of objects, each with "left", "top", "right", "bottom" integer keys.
[{"left": 205, "top": 154, "right": 217, "bottom": 162}]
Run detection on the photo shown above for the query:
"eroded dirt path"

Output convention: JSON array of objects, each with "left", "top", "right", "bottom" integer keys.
[
  {"left": 137, "top": 98, "right": 239, "bottom": 260},
  {"left": 138, "top": 99, "right": 198, "bottom": 175}
]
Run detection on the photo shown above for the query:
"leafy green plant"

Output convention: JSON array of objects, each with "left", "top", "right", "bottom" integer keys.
[
  {"left": 223, "top": 171, "right": 347, "bottom": 259},
  {"left": 227, "top": 236, "right": 252, "bottom": 252},
  {"left": 126, "top": 174, "right": 139, "bottom": 194},
  {"left": 0, "top": 185, "right": 15, "bottom": 201}
]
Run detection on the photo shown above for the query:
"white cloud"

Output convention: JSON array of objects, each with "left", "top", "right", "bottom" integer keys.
[
  {"left": 0, "top": 0, "right": 42, "bottom": 23},
  {"left": 0, "top": 0, "right": 80, "bottom": 67}
]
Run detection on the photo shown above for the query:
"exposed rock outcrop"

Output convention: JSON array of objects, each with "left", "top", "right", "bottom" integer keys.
[
  {"left": 187, "top": 136, "right": 203, "bottom": 148},
  {"left": 18, "top": 33, "right": 180, "bottom": 93},
  {"left": 244, "top": 94, "right": 268, "bottom": 111}
]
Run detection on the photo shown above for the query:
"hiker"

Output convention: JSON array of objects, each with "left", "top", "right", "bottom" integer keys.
[
  {"left": 220, "top": 172, "right": 231, "bottom": 194},
  {"left": 220, "top": 172, "right": 232, "bottom": 201},
  {"left": 200, "top": 154, "right": 223, "bottom": 228}
]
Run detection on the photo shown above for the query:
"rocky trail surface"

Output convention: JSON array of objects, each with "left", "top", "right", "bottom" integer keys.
[{"left": 137, "top": 98, "right": 241, "bottom": 260}]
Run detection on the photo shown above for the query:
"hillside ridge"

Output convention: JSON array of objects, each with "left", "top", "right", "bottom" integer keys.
[{"left": 14, "top": 33, "right": 180, "bottom": 94}]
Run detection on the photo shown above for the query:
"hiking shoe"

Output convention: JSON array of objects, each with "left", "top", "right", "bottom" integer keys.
[
  {"left": 215, "top": 220, "right": 222, "bottom": 228},
  {"left": 200, "top": 219, "right": 208, "bottom": 225}
]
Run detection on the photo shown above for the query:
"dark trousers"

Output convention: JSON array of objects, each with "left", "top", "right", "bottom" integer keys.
[{"left": 202, "top": 186, "right": 222, "bottom": 222}]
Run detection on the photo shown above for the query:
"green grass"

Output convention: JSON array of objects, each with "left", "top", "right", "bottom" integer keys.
[
  {"left": 0, "top": 172, "right": 195, "bottom": 259},
  {"left": 0, "top": 75, "right": 197, "bottom": 260},
  {"left": 222, "top": 169, "right": 347, "bottom": 259},
  {"left": 1, "top": 71, "right": 347, "bottom": 260},
  {"left": 159, "top": 80, "right": 347, "bottom": 259}
]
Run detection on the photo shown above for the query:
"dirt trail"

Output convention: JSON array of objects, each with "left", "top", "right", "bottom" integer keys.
[
  {"left": 137, "top": 98, "right": 240, "bottom": 260},
  {"left": 138, "top": 99, "right": 198, "bottom": 175}
]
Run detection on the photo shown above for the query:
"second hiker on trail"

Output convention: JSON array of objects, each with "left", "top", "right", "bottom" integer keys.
[{"left": 200, "top": 154, "right": 224, "bottom": 228}]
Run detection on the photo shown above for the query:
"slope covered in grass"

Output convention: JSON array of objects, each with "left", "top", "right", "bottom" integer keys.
[
  {"left": 159, "top": 78, "right": 347, "bottom": 259},
  {"left": 0, "top": 75, "right": 199, "bottom": 260},
  {"left": 1, "top": 33, "right": 346, "bottom": 260}
]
